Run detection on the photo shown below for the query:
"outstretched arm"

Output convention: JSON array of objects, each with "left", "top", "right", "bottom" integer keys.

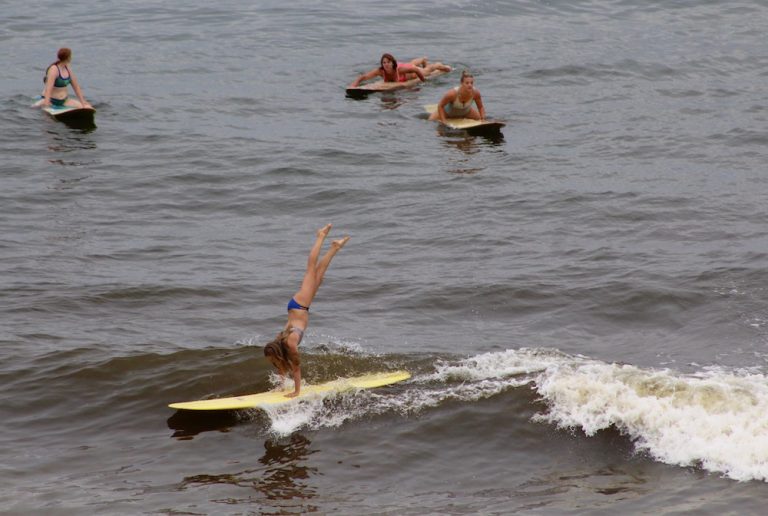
[{"left": 350, "top": 68, "right": 381, "bottom": 87}]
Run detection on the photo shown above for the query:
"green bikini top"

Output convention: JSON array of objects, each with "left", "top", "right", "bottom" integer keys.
[{"left": 44, "top": 65, "right": 71, "bottom": 88}]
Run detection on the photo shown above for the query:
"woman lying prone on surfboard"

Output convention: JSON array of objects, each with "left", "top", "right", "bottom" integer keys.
[
  {"left": 349, "top": 53, "right": 451, "bottom": 87},
  {"left": 264, "top": 224, "right": 350, "bottom": 398},
  {"left": 35, "top": 47, "right": 92, "bottom": 110},
  {"left": 429, "top": 70, "right": 485, "bottom": 122}
]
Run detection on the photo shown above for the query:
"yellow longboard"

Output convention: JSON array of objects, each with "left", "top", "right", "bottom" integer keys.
[
  {"left": 169, "top": 370, "right": 411, "bottom": 411},
  {"left": 424, "top": 104, "right": 505, "bottom": 134}
]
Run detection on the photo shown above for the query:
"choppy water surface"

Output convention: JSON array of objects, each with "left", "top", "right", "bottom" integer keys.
[{"left": 3, "top": 0, "right": 768, "bottom": 513}]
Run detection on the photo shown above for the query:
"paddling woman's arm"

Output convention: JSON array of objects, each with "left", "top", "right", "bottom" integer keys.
[
  {"left": 474, "top": 90, "right": 485, "bottom": 120},
  {"left": 436, "top": 89, "right": 456, "bottom": 122},
  {"left": 350, "top": 68, "right": 381, "bottom": 88}
]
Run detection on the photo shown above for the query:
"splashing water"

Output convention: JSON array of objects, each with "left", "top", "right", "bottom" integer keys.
[{"left": 254, "top": 347, "right": 768, "bottom": 481}]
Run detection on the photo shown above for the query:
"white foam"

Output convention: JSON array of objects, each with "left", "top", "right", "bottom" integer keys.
[
  {"left": 528, "top": 355, "right": 768, "bottom": 482},
  {"left": 255, "top": 349, "right": 546, "bottom": 435},
  {"left": 261, "top": 396, "right": 327, "bottom": 436},
  {"left": 424, "top": 348, "right": 569, "bottom": 383},
  {"left": 259, "top": 388, "right": 380, "bottom": 437},
  {"left": 255, "top": 349, "right": 567, "bottom": 433},
  {"left": 257, "top": 347, "right": 768, "bottom": 481},
  {"left": 431, "top": 348, "right": 768, "bottom": 481}
]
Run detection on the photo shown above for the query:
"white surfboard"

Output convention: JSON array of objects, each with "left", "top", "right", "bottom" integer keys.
[
  {"left": 34, "top": 96, "right": 96, "bottom": 122},
  {"left": 42, "top": 104, "right": 96, "bottom": 121}
]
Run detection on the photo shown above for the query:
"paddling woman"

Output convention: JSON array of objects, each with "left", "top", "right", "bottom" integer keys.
[
  {"left": 429, "top": 70, "right": 485, "bottom": 122},
  {"left": 38, "top": 48, "right": 92, "bottom": 109},
  {"left": 349, "top": 53, "right": 451, "bottom": 87},
  {"left": 264, "top": 224, "right": 350, "bottom": 398}
]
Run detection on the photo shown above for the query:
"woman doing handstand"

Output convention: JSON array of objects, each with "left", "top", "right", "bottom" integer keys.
[{"left": 264, "top": 224, "right": 350, "bottom": 398}]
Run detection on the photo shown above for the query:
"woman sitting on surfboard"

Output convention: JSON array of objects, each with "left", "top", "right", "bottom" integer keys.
[
  {"left": 429, "top": 70, "right": 485, "bottom": 122},
  {"left": 264, "top": 224, "right": 350, "bottom": 398},
  {"left": 349, "top": 54, "right": 451, "bottom": 87},
  {"left": 37, "top": 48, "right": 92, "bottom": 110}
]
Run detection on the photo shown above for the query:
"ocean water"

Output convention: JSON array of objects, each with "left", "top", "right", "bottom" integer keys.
[{"left": 3, "top": 0, "right": 768, "bottom": 513}]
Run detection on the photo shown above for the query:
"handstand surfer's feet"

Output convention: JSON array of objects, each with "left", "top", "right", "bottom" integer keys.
[
  {"left": 317, "top": 223, "right": 332, "bottom": 239},
  {"left": 331, "top": 236, "right": 350, "bottom": 250}
]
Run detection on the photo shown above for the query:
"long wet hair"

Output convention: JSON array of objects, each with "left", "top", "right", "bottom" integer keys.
[
  {"left": 460, "top": 70, "right": 474, "bottom": 83},
  {"left": 264, "top": 330, "right": 294, "bottom": 372},
  {"left": 379, "top": 53, "right": 398, "bottom": 81},
  {"left": 44, "top": 48, "right": 72, "bottom": 83}
]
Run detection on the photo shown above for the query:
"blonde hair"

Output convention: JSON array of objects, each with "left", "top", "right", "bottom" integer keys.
[{"left": 264, "top": 330, "right": 294, "bottom": 371}]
